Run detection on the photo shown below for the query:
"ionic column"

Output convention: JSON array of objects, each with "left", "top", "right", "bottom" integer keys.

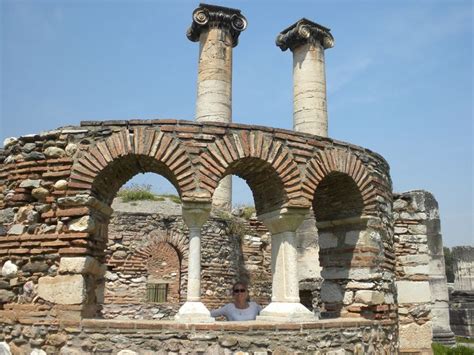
[
  {"left": 277, "top": 19, "right": 334, "bottom": 137},
  {"left": 257, "top": 208, "right": 316, "bottom": 321},
  {"left": 187, "top": 4, "right": 247, "bottom": 212},
  {"left": 175, "top": 202, "right": 213, "bottom": 323}
]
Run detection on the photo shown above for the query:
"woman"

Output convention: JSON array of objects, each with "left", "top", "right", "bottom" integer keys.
[{"left": 210, "top": 281, "right": 261, "bottom": 321}]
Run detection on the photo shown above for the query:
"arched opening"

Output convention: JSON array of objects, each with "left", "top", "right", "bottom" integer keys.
[
  {"left": 313, "top": 172, "right": 364, "bottom": 221},
  {"left": 199, "top": 158, "right": 288, "bottom": 311},
  {"left": 225, "top": 157, "right": 288, "bottom": 216},
  {"left": 91, "top": 155, "right": 181, "bottom": 206},
  {"left": 99, "top": 172, "right": 185, "bottom": 320},
  {"left": 313, "top": 172, "right": 367, "bottom": 319},
  {"left": 230, "top": 175, "right": 272, "bottom": 307},
  {"left": 146, "top": 242, "right": 181, "bottom": 304}
]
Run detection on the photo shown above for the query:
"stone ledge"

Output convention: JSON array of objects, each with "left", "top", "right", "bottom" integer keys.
[
  {"left": 75, "top": 318, "right": 395, "bottom": 332},
  {"left": 77, "top": 118, "right": 384, "bottom": 160}
]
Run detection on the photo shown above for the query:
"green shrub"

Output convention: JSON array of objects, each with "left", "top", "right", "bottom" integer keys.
[
  {"left": 158, "top": 194, "right": 181, "bottom": 204},
  {"left": 432, "top": 342, "right": 474, "bottom": 355},
  {"left": 117, "top": 184, "right": 159, "bottom": 202},
  {"left": 242, "top": 206, "right": 256, "bottom": 220}
]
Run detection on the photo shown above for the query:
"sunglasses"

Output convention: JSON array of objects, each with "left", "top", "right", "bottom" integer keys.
[{"left": 233, "top": 288, "right": 246, "bottom": 293}]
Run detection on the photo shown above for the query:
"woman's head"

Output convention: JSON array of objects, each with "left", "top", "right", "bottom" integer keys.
[{"left": 232, "top": 281, "right": 249, "bottom": 300}]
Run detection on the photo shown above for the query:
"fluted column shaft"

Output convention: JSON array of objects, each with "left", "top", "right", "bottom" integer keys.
[
  {"left": 277, "top": 18, "right": 334, "bottom": 137},
  {"left": 293, "top": 42, "right": 328, "bottom": 136},
  {"left": 187, "top": 4, "right": 247, "bottom": 213}
]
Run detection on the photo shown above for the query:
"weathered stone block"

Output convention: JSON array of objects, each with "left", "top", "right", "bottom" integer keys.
[
  {"left": 394, "top": 226, "right": 408, "bottom": 234},
  {"left": 54, "top": 180, "right": 68, "bottom": 190},
  {"left": 354, "top": 290, "right": 384, "bottom": 305},
  {"left": 0, "top": 342, "right": 11, "bottom": 355},
  {"left": 347, "top": 281, "right": 375, "bottom": 289},
  {"left": 3, "top": 137, "right": 18, "bottom": 147},
  {"left": 393, "top": 199, "right": 408, "bottom": 210},
  {"left": 59, "top": 256, "right": 102, "bottom": 276},
  {"left": 44, "top": 147, "right": 66, "bottom": 158},
  {"left": 19, "top": 179, "right": 41, "bottom": 189},
  {"left": 399, "top": 321, "right": 432, "bottom": 352},
  {"left": 37, "top": 275, "right": 86, "bottom": 304},
  {"left": 32, "top": 187, "right": 49, "bottom": 201},
  {"left": 68, "top": 216, "right": 96, "bottom": 233},
  {"left": 408, "top": 224, "right": 427, "bottom": 234},
  {"left": 8, "top": 224, "right": 26, "bottom": 235},
  {"left": 322, "top": 267, "right": 382, "bottom": 281},
  {"left": 65, "top": 143, "right": 78, "bottom": 156},
  {"left": 397, "top": 254, "right": 429, "bottom": 265},
  {"left": 319, "top": 232, "right": 338, "bottom": 249},
  {"left": 0, "top": 289, "right": 15, "bottom": 303},
  {"left": 0, "top": 208, "right": 15, "bottom": 224},
  {"left": 321, "top": 282, "right": 343, "bottom": 302},
  {"left": 403, "top": 265, "right": 429, "bottom": 275},
  {"left": 343, "top": 291, "right": 354, "bottom": 305},
  {"left": 396, "top": 281, "right": 431, "bottom": 304},
  {"left": 2, "top": 260, "right": 18, "bottom": 278},
  {"left": 22, "top": 262, "right": 49, "bottom": 273}
]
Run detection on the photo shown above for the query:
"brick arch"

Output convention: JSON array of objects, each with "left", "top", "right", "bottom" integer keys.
[
  {"left": 144, "top": 230, "right": 189, "bottom": 268},
  {"left": 198, "top": 131, "right": 308, "bottom": 213},
  {"left": 107, "top": 230, "right": 188, "bottom": 272},
  {"left": 302, "top": 149, "right": 377, "bottom": 216},
  {"left": 128, "top": 231, "right": 188, "bottom": 303},
  {"left": 69, "top": 128, "right": 195, "bottom": 204}
]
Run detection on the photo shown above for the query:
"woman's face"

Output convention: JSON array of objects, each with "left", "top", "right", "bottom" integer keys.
[{"left": 232, "top": 283, "right": 248, "bottom": 301}]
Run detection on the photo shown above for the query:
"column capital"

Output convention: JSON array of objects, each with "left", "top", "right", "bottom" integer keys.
[
  {"left": 276, "top": 18, "right": 334, "bottom": 52},
  {"left": 258, "top": 207, "right": 309, "bottom": 235},
  {"left": 187, "top": 3, "right": 247, "bottom": 47},
  {"left": 181, "top": 201, "right": 211, "bottom": 230}
]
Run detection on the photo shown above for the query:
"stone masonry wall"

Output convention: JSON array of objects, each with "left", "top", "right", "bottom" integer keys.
[
  {"left": 102, "top": 210, "right": 272, "bottom": 320},
  {"left": 0, "top": 318, "right": 397, "bottom": 354},
  {"left": 0, "top": 119, "right": 394, "bottom": 354},
  {"left": 393, "top": 190, "right": 455, "bottom": 351},
  {"left": 449, "top": 246, "right": 474, "bottom": 337}
]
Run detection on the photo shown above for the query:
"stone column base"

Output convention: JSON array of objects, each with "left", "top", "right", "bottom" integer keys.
[
  {"left": 256, "top": 302, "right": 317, "bottom": 322},
  {"left": 433, "top": 330, "right": 456, "bottom": 346},
  {"left": 175, "top": 302, "right": 215, "bottom": 323}
]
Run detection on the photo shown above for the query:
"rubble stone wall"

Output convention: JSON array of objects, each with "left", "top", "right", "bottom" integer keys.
[
  {"left": 0, "top": 318, "right": 397, "bottom": 354},
  {"left": 394, "top": 190, "right": 455, "bottom": 350},
  {"left": 0, "top": 119, "right": 393, "bottom": 320},
  {"left": 0, "top": 119, "right": 395, "bottom": 352},
  {"left": 102, "top": 211, "right": 272, "bottom": 320}
]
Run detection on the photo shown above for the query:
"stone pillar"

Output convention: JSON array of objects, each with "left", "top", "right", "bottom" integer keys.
[
  {"left": 450, "top": 246, "right": 474, "bottom": 337},
  {"left": 424, "top": 193, "right": 456, "bottom": 345},
  {"left": 394, "top": 191, "right": 455, "bottom": 350},
  {"left": 175, "top": 202, "right": 214, "bottom": 322},
  {"left": 277, "top": 18, "right": 334, "bottom": 137},
  {"left": 37, "top": 256, "right": 105, "bottom": 321},
  {"left": 453, "top": 246, "right": 474, "bottom": 291},
  {"left": 187, "top": 4, "right": 247, "bottom": 212},
  {"left": 257, "top": 208, "right": 316, "bottom": 321}
]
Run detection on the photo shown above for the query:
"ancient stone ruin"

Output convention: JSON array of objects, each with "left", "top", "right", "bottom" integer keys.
[
  {"left": 0, "top": 3, "right": 458, "bottom": 354},
  {"left": 449, "top": 246, "right": 474, "bottom": 337}
]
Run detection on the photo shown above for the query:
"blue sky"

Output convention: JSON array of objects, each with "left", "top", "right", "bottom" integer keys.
[{"left": 1, "top": 0, "right": 472, "bottom": 247}]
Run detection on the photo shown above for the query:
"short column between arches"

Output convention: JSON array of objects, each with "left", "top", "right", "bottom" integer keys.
[
  {"left": 257, "top": 207, "right": 317, "bottom": 322},
  {"left": 175, "top": 201, "right": 214, "bottom": 323}
]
